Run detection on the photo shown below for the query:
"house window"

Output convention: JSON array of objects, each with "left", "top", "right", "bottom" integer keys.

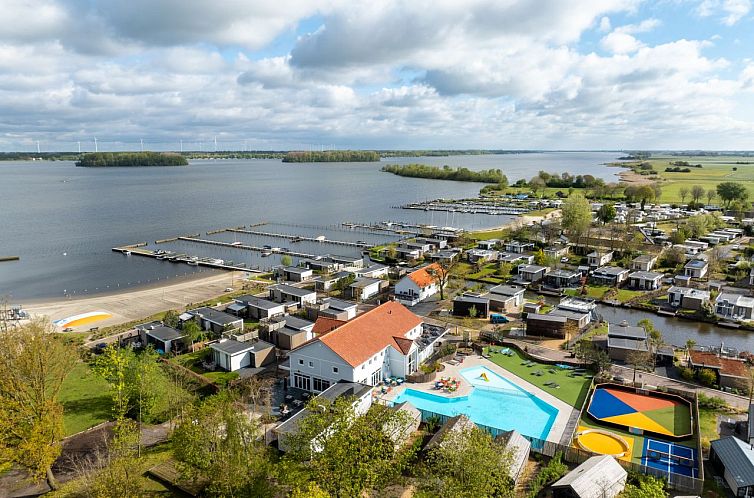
[
  {"left": 298, "top": 359, "right": 304, "bottom": 365},
  {"left": 294, "top": 373, "right": 311, "bottom": 391},
  {"left": 313, "top": 377, "right": 331, "bottom": 392},
  {"left": 333, "top": 367, "right": 339, "bottom": 373},
  {"left": 371, "top": 369, "right": 381, "bottom": 386},
  {"left": 308, "top": 361, "right": 314, "bottom": 368}
]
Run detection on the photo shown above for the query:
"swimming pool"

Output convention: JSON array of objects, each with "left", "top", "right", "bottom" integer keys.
[{"left": 393, "top": 365, "right": 559, "bottom": 440}]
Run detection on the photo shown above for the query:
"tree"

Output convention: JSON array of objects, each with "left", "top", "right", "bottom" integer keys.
[
  {"left": 717, "top": 181, "right": 749, "bottom": 207},
  {"left": 636, "top": 185, "right": 655, "bottom": 210},
  {"left": 639, "top": 319, "right": 663, "bottom": 368},
  {"left": 0, "top": 319, "right": 77, "bottom": 489},
  {"left": 183, "top": 320, "right": 204, "bottom": 351},
  {"left": 706, "top": 189, "right": 716, "bottom": 205},
  {"left": 596, "top": 203, "right": 616, "bottom": 225},
  {"left": 730, "top": 200, "right": 748, "bottom": 221},
  {"left": 686, "top": 215, "right": 708, "bottom": 238},
  {"left": 620, "top": 474, "right": 667, "bottom": 498},
  {"left": 281, "top": 254, "right": 293, "bottom": 267},
  {"left": 428, "top": 260, "right": 455, "bottom": 301},
  {"left": 162, "top": 309, "right": 179, "bottom": 328},
  {"left": 283, "top": 398, "right": 416, "bottom": 498},
  {"left": 626, "top": 350, "right": 654, "bottom": 385},
  {"left": 529, "top": 176, "right": 546, "bottom": 197},
  {"left": 679, "top": 186, "right": 690, "bottom": 204},
  {"left": 691, "top": 185, "right": 705, "bottom": 205},
  {"left": 685, "top": 339, "right": 696, "bottom": 360},
  {"left": 173, "top": 393, "right": 275, "bottom": 497},
  {"left": 561, "top": 193, "right": 592, "bottom": 241},
  {"left": 468, "top": 305, "right": 478, "bottom": 318},
  {"left": 421, "top": 426, "right": 514, "bottom": 498}
]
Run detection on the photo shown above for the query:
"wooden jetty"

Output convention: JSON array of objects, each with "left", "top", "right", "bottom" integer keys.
[
  {"left": 111, "top": 245, "right": 262, "bottom": 273},
  {"left": 228, "top": 228, "right": 371, "bottom": 248},
  {"left": 0, "top": 256, "right": 20, "bottom": 262},
  {"left": 178, "top": 236, "right": 317, "bottom": 259}
]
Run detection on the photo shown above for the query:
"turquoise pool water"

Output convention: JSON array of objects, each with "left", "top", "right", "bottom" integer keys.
[{"left": 393, "top": 365, "right": 559, "bottom": 440}]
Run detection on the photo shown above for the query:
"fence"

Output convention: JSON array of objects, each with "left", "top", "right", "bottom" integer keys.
[{"left": 412, "top": 385, "right": 704, "bottom": 495}]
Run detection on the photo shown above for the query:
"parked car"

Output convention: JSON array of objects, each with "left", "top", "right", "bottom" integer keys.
[{"left": 490, "top": 313, "right": 509, "bottom": 324}]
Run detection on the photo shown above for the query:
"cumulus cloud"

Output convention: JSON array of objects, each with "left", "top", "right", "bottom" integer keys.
[{"left": 0, "top": 0, "right": 753, "bottom": 150}]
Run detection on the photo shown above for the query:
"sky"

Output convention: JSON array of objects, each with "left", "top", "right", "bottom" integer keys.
[{"left": 1, "top": 0, "right": 754, "bottom": 151}]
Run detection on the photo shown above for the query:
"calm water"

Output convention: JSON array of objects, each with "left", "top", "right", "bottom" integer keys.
[
  {"left": 597, "top": 305, "right": 754, "bottom": 353},
  {"left": 394, "top": 365, "right": 558, "bottom": 440},
  {"left": 0, "top": 152, "right": 622, "bottom": 301}
]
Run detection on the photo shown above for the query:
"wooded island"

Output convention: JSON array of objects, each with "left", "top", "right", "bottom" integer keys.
[{"left": 75, "top": 152, "right": 188, "bottom": 167}]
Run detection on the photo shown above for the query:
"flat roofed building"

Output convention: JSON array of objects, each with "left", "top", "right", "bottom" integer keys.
[
  {"left": 684, "top": 259, "right": 709, "bottom": 279},
  {"left": 627, "top": 270, "right": 664, "bottom": 290},
  {"left": 630, "top": 254, "right": 658, "bottom": 271},
  {"left": 452, "top": 293, "right": 490, "bottom": 318},
  {"left": 269, "top": 284, "right": 317, "bottom": 307},
  {"left": 487, "top": 284, "right": 525, "bottom": 312},
  {"left": 668, "top": 286, "right": 710, "bottom": 310},
  {"left": 210, "top": 339, "right": 275, "bottom": 372},
  {"left": 590, "top": 266, "right": 630, "bottom": 287},
  {"left": 186, "top": 307, "right": 244, "bottom": 335}
]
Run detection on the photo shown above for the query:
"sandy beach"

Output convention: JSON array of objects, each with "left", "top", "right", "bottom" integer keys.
[
  {"left": 24, "top": 271, "right": 243, "bottom": 332},
  {"left": 472, "top": 209, "right": 562, "bottom": 235}
]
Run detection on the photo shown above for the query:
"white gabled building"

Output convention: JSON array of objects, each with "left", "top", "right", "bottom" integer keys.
[
  {"left": 287, "top": 301, "right": 446, "bottom": 392},
  {"left": 394, "top": 263, "right": 441, "bottom": 306}
]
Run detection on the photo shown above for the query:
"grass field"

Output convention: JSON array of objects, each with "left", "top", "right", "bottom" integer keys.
[
  {"left": 60, "top": 362, "right": 112, "bottom": 436},
  {"left": 635, "top": 156, "right": 754, "bottom": 204},
  {"left": 486, "top": 347, "right": 592, "bottom": 408},
  {"left": 170, "top": 349, "right": 239, "bottom": 386}
]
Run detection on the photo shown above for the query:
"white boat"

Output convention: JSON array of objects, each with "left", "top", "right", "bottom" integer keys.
[
  {"left": 123, "top": 250, "right": 131, "bottom": 256},
  {"left": 187, "top": 258, "right": 199, "bottom": 266}
]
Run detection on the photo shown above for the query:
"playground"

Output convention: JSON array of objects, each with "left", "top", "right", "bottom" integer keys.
[
  {"left": 574, "top": 383, "right": 699, "bottom": 479},
  {"left": 586, "top": 384, "right": 693, "bottom": 438}
]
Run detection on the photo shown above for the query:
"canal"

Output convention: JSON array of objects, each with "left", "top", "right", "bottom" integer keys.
[{"left": 597, "top": 305, "right": 753, "bottom": 353}]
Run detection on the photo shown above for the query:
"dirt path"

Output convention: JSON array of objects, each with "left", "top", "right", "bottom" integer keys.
[{"left": 24, "top": 272, "right": 241, "bottom": 332}]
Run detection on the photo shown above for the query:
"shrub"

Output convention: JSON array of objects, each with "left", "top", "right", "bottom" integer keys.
[
  {"left": 678, "top": 366, "right": 695, "bottom": 381},
  {"left": 698, "top": 392, "right": 727, "bottom": 410},
  {"left": 697, "top": 368, "right": 718, "bottom": 387}
]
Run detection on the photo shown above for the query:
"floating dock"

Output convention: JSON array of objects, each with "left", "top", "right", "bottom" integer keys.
[
  {"left": 111, "top": 244, "right": 262, "bottom": 272},
  {"left": 227, "top": 228, "right": 371, "bottom": 248}
]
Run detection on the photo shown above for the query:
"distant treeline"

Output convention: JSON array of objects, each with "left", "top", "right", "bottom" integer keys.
[
  {"left": 76, "top": 152, "right": 188, "bottom": 167},
  {"left": 381, "top": 164, "right": 507, "bottom": 184},
  {"left": 0, "top": 152, "right": 81, "bottom": 161},
  {"left": 283, "top": 150, "right": 380, "bottom": 162},
  {"left": 182, "top": 151, "right": 286, "bottom": 159},
  {"left": 529, "top": 170, "right": 605, "bottom": 188},
  {"left": 378, "top": 150, "right": 535, "bottom": 157}
]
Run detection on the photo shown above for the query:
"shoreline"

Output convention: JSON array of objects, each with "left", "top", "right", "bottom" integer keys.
[
  {"left": 470, "top": 210, "right": 562, "bottom": 235},
  {"left": 23, "top": 271, "right": 244, "bottom": 331}
]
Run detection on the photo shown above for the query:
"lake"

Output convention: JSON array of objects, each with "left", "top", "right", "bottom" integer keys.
[{"left": 0, "top": 152, "right": 623, "bottom": 301}]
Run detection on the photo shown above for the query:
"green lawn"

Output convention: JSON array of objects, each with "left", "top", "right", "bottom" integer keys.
[
  {"left": 614, "top": 289, "right": 644, "bottom": 303},
  {"left": 171, "top": 349, "right": 239, "bottom": 386},
  {"left": 564, "top": 285, "right": 610, "bottom": 300},
  {"left": 60, "top": 362, "right": 112, "bottom": 436},
  {"left": 486, "top": 348, "right": 592, "bottom": 408}
]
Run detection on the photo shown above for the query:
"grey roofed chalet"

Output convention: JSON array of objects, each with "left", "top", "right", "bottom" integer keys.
[{"left": 710, "top": 436, "right": 754, "bottom": 488}]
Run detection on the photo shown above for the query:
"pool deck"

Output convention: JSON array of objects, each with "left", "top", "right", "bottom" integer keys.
[{"left": 379, "top": 355, "right": 576, "bottom": 443}]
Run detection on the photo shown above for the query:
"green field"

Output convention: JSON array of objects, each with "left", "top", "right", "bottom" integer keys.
[
  {"left": 60, "top": 362, "right": 112, "bottom": 436},
  {"left": 486, "top": 347, "right": 592, "bottom": 408},
  {"left": 635, "top": 156, "right": 754, "bottom": 203}
]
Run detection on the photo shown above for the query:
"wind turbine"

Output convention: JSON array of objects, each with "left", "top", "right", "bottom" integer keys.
[
  {"left": 140, "top": 138, "right": 144, "bottom": 152},
  {"left": 214, "top": 136, "right": 218, "bottom": 152},
  {"left": 36, "top": 141, "right": 40, "bottom": 154},
  {"left": 94, "top": 137, "right": 98, "bottom": 152},
  {"left": 77, "top": 141, "right": 81, "bottom": 153},
  {"left": 180, "top": 139, "right": 183, "bottom": 153}
]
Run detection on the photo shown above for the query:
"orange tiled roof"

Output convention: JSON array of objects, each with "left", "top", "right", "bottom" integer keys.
[
  {"left": 318, "top": 301, "right": 422, "bottom": 367},
  {"left": 408, "top": 263, "right": 441, "bottom": 288},
  {"left": 312, "top": 317, "right": 346, "bottom": 336}
]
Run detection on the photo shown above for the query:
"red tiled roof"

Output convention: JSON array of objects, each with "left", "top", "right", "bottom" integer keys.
[
  {"left": 312, "top": 317, "right": 346, "bottom": 336},
  {"left": 318, "top": 301, "right": 422, "bottom": 367},
  {"left": 408, "top": 263, "right": 442, "bottom": 288}
]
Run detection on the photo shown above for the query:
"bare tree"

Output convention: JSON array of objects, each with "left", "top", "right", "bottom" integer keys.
[{"left": 428, "top": 260, "right": 456, "bottom": 301}]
